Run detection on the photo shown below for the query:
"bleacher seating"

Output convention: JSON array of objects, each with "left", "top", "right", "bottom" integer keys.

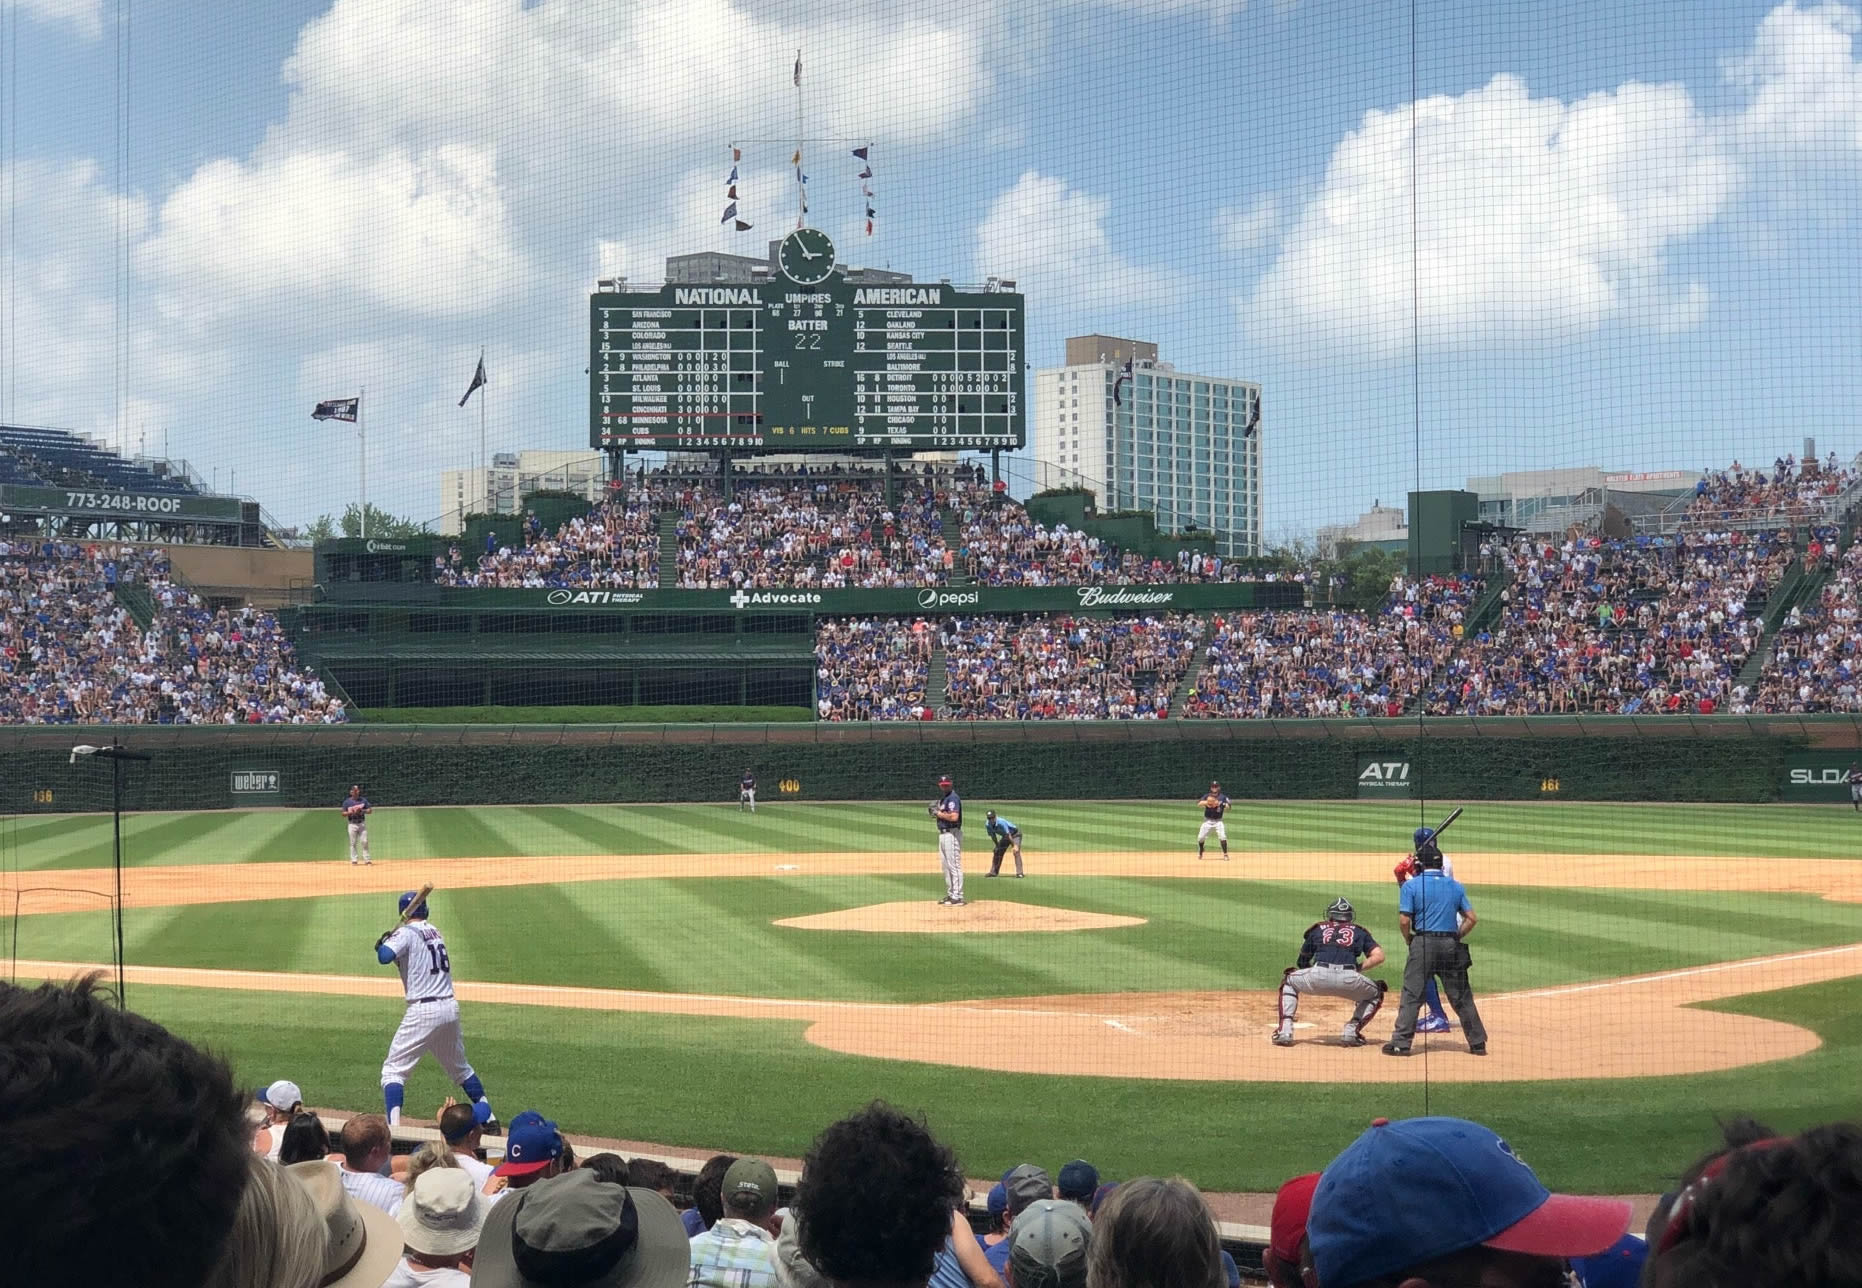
[{"left": 0, "top": 425, "right": 202, "bottom": 496}]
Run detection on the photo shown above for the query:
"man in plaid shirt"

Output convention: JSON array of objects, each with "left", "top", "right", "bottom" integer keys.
[{"left": 689, "top": 1156, "right": 782, "bottom": 1288}]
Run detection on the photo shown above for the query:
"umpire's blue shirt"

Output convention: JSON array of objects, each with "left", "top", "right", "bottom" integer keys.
[{"left": 1399, "top": 868, "right": 1471, "bottom": 933}]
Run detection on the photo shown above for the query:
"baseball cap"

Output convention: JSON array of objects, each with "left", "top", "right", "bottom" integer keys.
[
  {"left": 1007, "top": 1200, "right": 1091, "bottom": 1288},
  {"left": 474, "top": 1170, "right": 690, "bottom": 1288},
  {"left": 986, "top": 1183, "right": 1008, "bottom": 1218},
  {"left": 399, "top": 1167, "right": 487, "bottom": 1258},
  {"left": 1268, "top": 1172, "right": 1321, "bottom": 1264},
  {"left": 1572, "top": 1234, "right": 1649, "bottom": 1288},
  {"left": 1220, "top": 1250, "right": 1242, "bottom": 1288},
  {"left": 260, "top": 1079, "right": 302, "bottom": 1112},
  {"left": 938, "top": 775, "right": 953, "bottom": 786},
  {"left": 495, "top": 1115, "right": 566, "bottom": 1176},
  {"left": 722, "top": 1157, "right": 780, "bottom": 1209},
  {"left": 1005, "top": 1163, "right": 1053, "bottom": 1212},
  {"left": 1057, "top": 1159, "right": 1099, "bottom": 1202},
  {"left": 1308, "top": 1117, "right": 1632, "bottom": 1288}
]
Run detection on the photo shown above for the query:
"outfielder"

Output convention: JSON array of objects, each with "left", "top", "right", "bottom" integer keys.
[
  {"left": 1395, "top": 827, "right": 1455, "bottom": 1033},
  {"left": 1849, "top": 761, "right": 1861, "bottom": 812},
  {"left": 931, "top": 774, "right": 965, "bottom": 905},
  {"left": 375, "top": 891, "right": 495, "bottom": 1130},
  {"left": 1273, "top": 898, "right": 1387, "bottom": 1047},
  {"left": 740, "top": 769, "right": 757, "bottom": 813},
  {"left": 343, "top": 784, "right": 372, "bottom": 865},
  {"left": 1196, "top": 781, "right": 1230, "bottom": 860},
  {"left": 983, "top": 810, "right": 1023, "bottom": 877}
]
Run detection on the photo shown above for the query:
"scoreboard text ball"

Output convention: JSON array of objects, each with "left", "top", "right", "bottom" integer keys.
[{"left": 590, "top": 231, "right": 1025, "bottom": 453}]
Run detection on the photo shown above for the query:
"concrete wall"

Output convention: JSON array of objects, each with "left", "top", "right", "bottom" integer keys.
[{"left": 165, "top": 545, "right": 313, "bottom": 605}]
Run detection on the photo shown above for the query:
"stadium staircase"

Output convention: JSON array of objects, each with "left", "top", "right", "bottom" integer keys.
[
  {"left": 657, "top": 513, "right": 678, "bottom": 589},
  {"left": 1167, "top": 631, "right": 1210, "bottom": 715},
  {"left": 1458, "top": 570, "right": 1512, "bottom": 639},
  {"left": 940, "top": 506, "right": 970, "bottom": 585},
  {"left": 113, "top": 582, "right": 156, "bottom": 632},
  {"left": 926, "top": 639, "right": 950, "bottom": 711},
  {"left": 1732, "top": 554, "right": 1821, "bottom": 694}
]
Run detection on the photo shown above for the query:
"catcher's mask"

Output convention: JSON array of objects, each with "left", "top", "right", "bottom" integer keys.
[{"left": 1326, "top": 897, "right": 1353, "bottom": 923}]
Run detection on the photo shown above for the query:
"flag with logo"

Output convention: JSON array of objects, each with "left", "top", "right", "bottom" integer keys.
[
  {"left": 1112, "top": 360, "right": 1132, "bottom": 407},
  {"left": 312, "top": 397, "right": 358, "bottom": 422},
  {"left": 458, "top": 355, "right": 487, "bottom": 407},
  {"left": 721, "top": 201, "right": 738, "bottom": 224}
]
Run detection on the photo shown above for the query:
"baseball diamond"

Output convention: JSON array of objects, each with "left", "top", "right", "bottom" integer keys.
[{"left": 5, "top": 798, "right": 1861, "bottom": 1195}]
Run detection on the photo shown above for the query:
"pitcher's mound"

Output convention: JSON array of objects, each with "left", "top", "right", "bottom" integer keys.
[{"left": 776, "top": 901, "right": 1148, "bottom": 934}]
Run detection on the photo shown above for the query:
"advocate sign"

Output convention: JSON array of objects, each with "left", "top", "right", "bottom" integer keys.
[{"left": 363, "top": 582, "right": 1301, "bottom": 614}]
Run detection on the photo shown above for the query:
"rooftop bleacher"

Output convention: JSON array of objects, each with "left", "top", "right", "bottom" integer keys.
[{"left": 0, "top": 425, "right": 203, "bottom": 496}]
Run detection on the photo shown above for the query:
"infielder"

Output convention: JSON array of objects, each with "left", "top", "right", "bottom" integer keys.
[
  {"left": 1849, "top": 761, "right": 1861, "bottom": 812},
  {"left": 1273, "top": 898, "right": 1387, "bottom": 1047},
  {"left": 343, "top": 784, "right": 372, "bottom": 865},
  {"left": 740, "top": 769, "right": 757, "bottom": 813},
  {"left": 375, "top": 890, "right": 495, "bottom": 1129},
  {"left": 1196, "top": 781, "right": 1230, "bottom": 860},
  {"left": 983, "top": 810, "right": 1023, "bottom": 877},
  {"left": 931, "top": 774, "right": 965, "bottom": 905},
  {"left": 1394, "top": 827, "right": 1455, "bottom": 1033}
]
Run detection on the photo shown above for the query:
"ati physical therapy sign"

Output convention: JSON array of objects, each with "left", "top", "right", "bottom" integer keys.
[{"left": 1357, "top": 757, "right": 1413, "bottom": 797}]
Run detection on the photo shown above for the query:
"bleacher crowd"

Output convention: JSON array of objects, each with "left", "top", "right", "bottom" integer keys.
[
  {"left": 0, "top": 539, "right": 346, "bottom": 725},
  {"left": 10, "top": 975, "right": 1857, "bottom": 1288},
  {"left": 1684, "top": 453, "right": 1857, "bottom": 529},
  {"left": 940, "top": 613, "right": 1204, "bottom": 719}
]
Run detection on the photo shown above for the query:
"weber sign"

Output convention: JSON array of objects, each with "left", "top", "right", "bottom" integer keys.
[
  {"left": 1357, "top": 755, "right": 1414, "bottom": 798},
  {"left": 229, "top": 768, "right": 282, "bottom": 801}
]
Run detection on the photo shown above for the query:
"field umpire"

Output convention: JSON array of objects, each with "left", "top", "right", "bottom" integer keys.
[{"left": 1382, "top": 833, "right": 1489, "bottom": 1056}]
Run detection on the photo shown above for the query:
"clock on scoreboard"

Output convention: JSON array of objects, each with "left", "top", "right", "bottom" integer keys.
[{"left": 590, "top": 228, "right": 1025, "bottom": 453}]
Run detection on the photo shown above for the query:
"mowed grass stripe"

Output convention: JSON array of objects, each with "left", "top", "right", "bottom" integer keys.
[{"left": 443, "top": 882, "right": 678, "bottom": 994}]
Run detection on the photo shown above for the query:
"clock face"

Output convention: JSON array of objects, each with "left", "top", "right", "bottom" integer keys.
[{"left": 778, "top": 227, "right": 836, "bottom": 286}]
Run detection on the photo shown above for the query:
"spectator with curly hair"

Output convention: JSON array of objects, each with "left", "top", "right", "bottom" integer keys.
[
  {"left": 1084, "top": 1178, "right": 1222, "bottom": 1288},
  {"left": 0, "top": 975, "right": 255, "bottom": 1288},
  {"left": 795, "top": 1102, "right": 974, "bottom": 1288}
]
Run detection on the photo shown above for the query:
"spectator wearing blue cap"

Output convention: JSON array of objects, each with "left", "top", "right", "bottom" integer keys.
[
  {"left": 979, "top": 1184, "right": 1011, "bottom": 1256},
  {"left": 1307, "top": 1117, "right": 1631, "bottom": 1288},
  {"left": 493, "top": 1113, "right": 567, "bottom": 1193},
  {"left": 985, "top": 1167, "right": 1056, "bottom": 1277},
  {"left": 1056, "top": 1161, "right": 1099, "bottom": 1209}
]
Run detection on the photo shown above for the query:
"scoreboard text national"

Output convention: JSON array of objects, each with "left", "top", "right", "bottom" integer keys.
[{"left": 590, "top": 231, "right": 1025, "bottom": 453}]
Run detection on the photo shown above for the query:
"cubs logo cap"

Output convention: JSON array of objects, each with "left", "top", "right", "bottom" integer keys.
[
  {"left": 494, "top": 1114, "right": 565, "bottom": 1177},
  {"left": 1308, "top": 1117, "right": 1631, "bottom": 1288}
]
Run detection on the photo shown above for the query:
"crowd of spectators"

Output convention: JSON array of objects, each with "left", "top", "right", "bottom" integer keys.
[
  {"left": 941, "top": 613, "right": 1204, "bottom": 719},
  {"left": 1751, "top": 538, "right": 1862, "bottom": 712},
  {"left": 1181, "top": 575, "right": 1479, "bottom": 718},
  {"left": 12, "top": 974, "right": 1862, "bottom": 1288},
  {"left": 0, "top": 538, "right": 345, "bottom": 725},
  {"left": 1684, "top": 452, "right": 1858, "bottom": 528},
  {"left": 676, "top": 477, "right": 955, "bottom": 590},
  {"left": 435, "top": 494, "right": 660, "bottom": 589},
  {"left": 1426, "top": 531, "right": 1788, "bottom": 716},
  {"left": 814, "top": 616, "right": 932, "bottom": 720}
]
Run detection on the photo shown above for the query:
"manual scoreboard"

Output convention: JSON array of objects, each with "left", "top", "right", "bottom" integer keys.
[{"left": 591, "top": 229, "right": 1024, "bottom": 453}]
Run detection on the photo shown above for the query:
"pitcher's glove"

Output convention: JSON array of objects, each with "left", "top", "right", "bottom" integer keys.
[{"left": 926, "top": 801, "right": 939, "bottom": 818}]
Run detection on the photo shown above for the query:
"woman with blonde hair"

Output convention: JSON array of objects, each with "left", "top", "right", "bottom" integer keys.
[
  {"left": 402, "top": 1139, "right": 462, "bottom": 1191},
  {"left": 1085, "top": 1177, "right": 1223, "bottom": 1288},
  {"left": 201, "top": 1154, "right": 325, "bottom": 1288}
]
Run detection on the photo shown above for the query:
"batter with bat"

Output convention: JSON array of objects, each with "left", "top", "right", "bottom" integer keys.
[
  {"left": 1382, "top": 808, "right": 1490, "bottom": 1057},
  {"left": 375, "top": 886, "right": 496, "bottom": 1130},
  {"left": 343, "top": 784, "right": 372, "bottom": 865}
]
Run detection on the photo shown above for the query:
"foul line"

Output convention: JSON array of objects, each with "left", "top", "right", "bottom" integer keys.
[{"left": 1497, "top": 942, "right": 1862, "bottom": 1002}]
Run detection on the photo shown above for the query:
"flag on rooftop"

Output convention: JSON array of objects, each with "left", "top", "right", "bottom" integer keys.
[
  {"left": 312, "top": 398, "right": 358, "bottom": 422},
  {"left": 458, "top": 355, "right": 487, "bottom": 408}
]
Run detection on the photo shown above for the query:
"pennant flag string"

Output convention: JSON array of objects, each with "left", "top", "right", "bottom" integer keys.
[{"left": 723, "top": 145, "right": 751, "bottom": 232}]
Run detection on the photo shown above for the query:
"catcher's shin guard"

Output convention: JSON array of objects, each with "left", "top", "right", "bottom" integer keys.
[
  {"left": 1351, "top": 978, "right": 1388, "bottom": 1032},
  {"left": 1278, "top": 967, "right": 1300, "bottom": 1026}
]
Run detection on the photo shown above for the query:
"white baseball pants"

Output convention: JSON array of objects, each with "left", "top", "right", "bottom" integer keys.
[
  {"left": 939, "top": 831, "right": 964, "bottom": 900},
  {"left": 380, "top": 998, "right": 477, "bottom": 1087},
  {"left": 348, "top": 821, "right": 370, "bottom": 862}
]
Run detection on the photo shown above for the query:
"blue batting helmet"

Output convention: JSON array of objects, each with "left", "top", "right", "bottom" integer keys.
[
  {"left": 1413, "top": 827, "right": 1436, "bottom": 848},
  {"left": 398, "top": 891, "right": 428, "bottom": 919}
]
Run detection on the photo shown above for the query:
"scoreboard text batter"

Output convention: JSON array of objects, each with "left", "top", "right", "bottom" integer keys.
[{"left": 590, "top": 237, "right": 1024, "bottom": 453}]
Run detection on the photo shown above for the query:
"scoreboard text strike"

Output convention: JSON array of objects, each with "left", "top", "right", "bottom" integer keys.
[{"left": 590, "top": 278, "right": 1025, "bottom": 453}]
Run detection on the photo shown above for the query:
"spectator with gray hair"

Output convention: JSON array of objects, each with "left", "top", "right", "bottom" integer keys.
[{"left": 1085, "top": 1178, "right": 1223, "bottom": 1288}]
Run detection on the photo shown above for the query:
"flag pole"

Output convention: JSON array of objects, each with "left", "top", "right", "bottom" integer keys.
[
  {"left": 359, "top": 386, "right": 368, "bottom": 539},
  {"left": 794, "top": 48, "right": 804, "bottom": 229},
  {"left": 478, "top": 347, "right": 488, "bottom": 518}
]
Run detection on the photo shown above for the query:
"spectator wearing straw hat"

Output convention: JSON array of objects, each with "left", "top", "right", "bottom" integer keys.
[
  {"left": 386, "top": 1167, "right": 486, "bottom": 1287},
  {"left": 286, "top": 1159, "right": 406, "bottom": 1288}
]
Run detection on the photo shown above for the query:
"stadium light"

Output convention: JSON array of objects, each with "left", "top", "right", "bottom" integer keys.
[{"left": 67, "top": 740, "right": 151, "bottom": 1008}]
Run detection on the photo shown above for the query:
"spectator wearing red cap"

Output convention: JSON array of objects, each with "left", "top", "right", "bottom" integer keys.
[
  {"left": 1307, "top": 1117, "right": 1630, "bottom": 1288},
  {"left": 1263, "top": 1174, "right": 1319, "bottom": 1288},
  {"left": 494, "top": 1113, "right": 568, "bottom": 1192}
]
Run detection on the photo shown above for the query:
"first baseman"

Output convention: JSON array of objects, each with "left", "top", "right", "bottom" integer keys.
[
  {"left": 931, "top": 774, "right": 965, "bottom": 905},
  {"left": 1274, "top": 898, "right": 1387, "bottom": 1047},
  {"left": 376, "top": 890, "right": 495, "bottom": 1129},
  {"left": 1196, "top": 781, "right": 1230, "bottom": 860},
  {"left": 343, "top": 784, "right": 372, "bottom": 865},
  {"left": 983, "top": 810, "right": 1023, "bottom": 877}
]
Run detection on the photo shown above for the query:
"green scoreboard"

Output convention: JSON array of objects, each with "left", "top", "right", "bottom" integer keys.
[{"left": 590, "top": 228, "right": 1025, "bottom": 453}]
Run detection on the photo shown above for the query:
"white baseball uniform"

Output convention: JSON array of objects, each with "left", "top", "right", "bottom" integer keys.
[
  {"left": 936, "top": 789, "right": 963, "bottom": 902},
  {"left": 344, "top": 793, "right": 372, "bottom": 864},
  {"left": 379, "top": 921, "right": 477, "bottom": 1096}
]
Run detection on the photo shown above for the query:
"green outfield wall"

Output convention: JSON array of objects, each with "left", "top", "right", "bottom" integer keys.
[{"left": 7, "top": 717, "right": 1861, "bottom": 812}]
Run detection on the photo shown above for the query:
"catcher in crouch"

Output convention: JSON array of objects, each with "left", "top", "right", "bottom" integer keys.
[{"left": 1272, "top": 897, "right": 1387, "bottom": 1047}]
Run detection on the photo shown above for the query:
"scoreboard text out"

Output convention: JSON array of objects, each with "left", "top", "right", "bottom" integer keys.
[{"left": 589, "top": 277, "right": 1025, "bottom": 453}]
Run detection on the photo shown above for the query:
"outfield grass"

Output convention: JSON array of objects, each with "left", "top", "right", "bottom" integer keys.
[
  {"left": 49, "top": 975, "right": 1861, "bottom": 1194},
  {"left": 10, "top": 799, "right": 1862, "bottom": 871},
  {"left": 357, "top": 705, "right": 813, "bottom": 724}
]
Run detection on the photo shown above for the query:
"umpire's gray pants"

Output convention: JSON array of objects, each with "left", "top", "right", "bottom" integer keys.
[
  {"left": 1389, "top": 933, "right": 1487, "bottom": 1047},
  {"left": 939, "top": 830, "right": 963, "bottom": 900}
]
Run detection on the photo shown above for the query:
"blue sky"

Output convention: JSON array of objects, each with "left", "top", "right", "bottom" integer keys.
[{"left": 3, "top": 0, "right": 1860, "bottom": 534}]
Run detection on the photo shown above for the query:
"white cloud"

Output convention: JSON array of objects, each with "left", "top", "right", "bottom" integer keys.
[
  {"left": 1217, "top": 194, "right": 1282, "bottom": 254},
  {"left": 975, "top": 171, "right": 1179, "bottom": 314},
  {"left": 1246, "top": 73, "right": 1736, "bottom": 355},
  {"left": 17, "top": 0, "right": 102, "bottom": 40},
  {"left": 139, "top": 144, "right": 525, "bottom": 331},
  {"left": 1725, "top": 1, "right": 1862, "bottom": 153}
]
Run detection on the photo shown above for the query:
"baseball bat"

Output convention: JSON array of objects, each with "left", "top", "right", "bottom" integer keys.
[
  {"left": 1429, "top": 806, "right": 1463, "bottom": 839},
  {"left": 379, "top": 883, "right": 434, "bottom": 941}
]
